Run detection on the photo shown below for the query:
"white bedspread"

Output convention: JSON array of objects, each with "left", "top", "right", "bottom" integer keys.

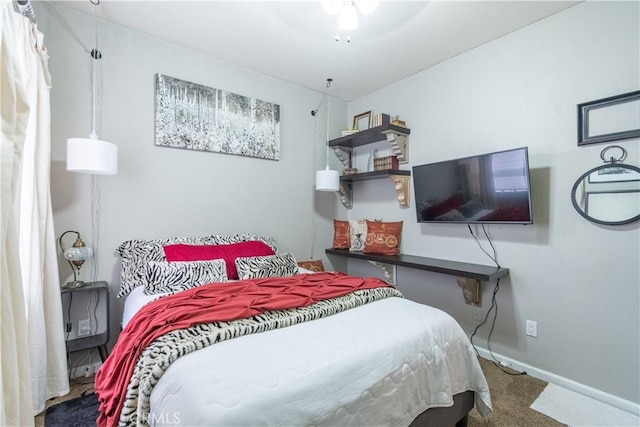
[{"left": 146, "top": 296, "right": 491, "bottom": 426}]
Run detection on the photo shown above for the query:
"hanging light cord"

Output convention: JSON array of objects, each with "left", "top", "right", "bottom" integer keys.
[
  {"left": 308, "top": 89, "right": 327, "bottom": 259},
  {"left": 90, "top": 1, "right": 102, "bottom": 139},
  {"left": 309, "top": 109, "right": 319, "bottom": 259},
  {"left": 90, "top": 0, "right": 103, "bottom": 282},
  {"left": 324, "top": 78, "right": 333, "bottom": 169},
  {"left": 90, "top": 175, "right": 101, "bottom": 283}
]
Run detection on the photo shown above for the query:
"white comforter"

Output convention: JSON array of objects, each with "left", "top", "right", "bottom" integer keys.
[{"left": 133, "top": 293, "right": 492, "bottom": 426}]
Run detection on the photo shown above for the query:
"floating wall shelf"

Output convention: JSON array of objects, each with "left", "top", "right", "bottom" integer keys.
[
  {"left": 329, "top": 123, "right": 410, "bottom": 164},
  {"left": 339, "top": 170, "right": 410, "bottom": 208},
  {"left": 329, "top": 123, "right": 412, "bottom": 209},
  {"left": 326, "top": 249, "right": 509, "bottom": 304}
]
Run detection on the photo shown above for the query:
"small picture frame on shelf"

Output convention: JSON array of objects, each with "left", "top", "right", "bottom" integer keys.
[{"left": 353, "top": 111, "right": 372, "bottom": 131}]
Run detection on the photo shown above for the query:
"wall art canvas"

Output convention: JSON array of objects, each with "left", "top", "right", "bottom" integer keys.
[{"left": 155, "top": 74, "right": 280, "bottom": 160}]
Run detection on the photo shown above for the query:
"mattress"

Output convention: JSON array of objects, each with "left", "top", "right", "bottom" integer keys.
[{"left": 143, "top": 295, "right": 491, "bottom": 426}]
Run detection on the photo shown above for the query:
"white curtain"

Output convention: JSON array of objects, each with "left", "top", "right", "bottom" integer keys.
[{"left": 1, "top": 1, "right": 69, "bottom": 422}]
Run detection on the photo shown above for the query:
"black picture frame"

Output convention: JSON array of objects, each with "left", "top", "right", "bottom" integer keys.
[{"left": 577, "top": 90, "right": 640, "bottom": 146}]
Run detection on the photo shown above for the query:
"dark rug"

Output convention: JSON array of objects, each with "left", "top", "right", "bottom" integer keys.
[{"left": 44, "top": 391, "right": 98, "bottom": 427}]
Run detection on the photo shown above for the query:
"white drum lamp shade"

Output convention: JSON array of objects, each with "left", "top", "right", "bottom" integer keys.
[
  {"left": 316, "top": 167, "right": 339, "bottom": 192},
  {"left": 67, "top": 137, "right": 118, "bottom": 175}
]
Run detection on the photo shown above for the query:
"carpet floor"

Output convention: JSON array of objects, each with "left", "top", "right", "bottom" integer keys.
[
  {"left": 468, "top": 357, "right": 563, "bottom": 426},
  {"left": 35, "top": 357, "right": 563, "bottom": 426}
]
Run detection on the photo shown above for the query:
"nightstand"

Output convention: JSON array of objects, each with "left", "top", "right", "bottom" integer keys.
[{"left": 61, "top": 281, "right": 110, "bottom": 362}]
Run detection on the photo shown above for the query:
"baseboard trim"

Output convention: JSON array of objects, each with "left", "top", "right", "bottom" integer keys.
[{"left": 475, "top": 347, "right": 640, "bottom": 417}]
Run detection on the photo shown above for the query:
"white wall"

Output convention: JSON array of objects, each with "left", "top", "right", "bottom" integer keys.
[
  {"left": 38, "top": 4, "right": 347, "bottom": 352},
  {"left": 346, "top": 1, "right": 639, "bottom": 408}
]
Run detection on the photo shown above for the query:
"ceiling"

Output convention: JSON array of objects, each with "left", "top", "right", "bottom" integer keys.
[{"left": 56, "top": 1, "right": 581, "bottom": 101}]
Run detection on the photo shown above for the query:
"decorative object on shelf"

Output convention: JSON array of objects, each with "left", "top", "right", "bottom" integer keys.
[
  {"left": 155, "top": 74, "right": 281, "bottom": 160},
  {"left": 322, "top": 0, "right": 379, "bottom": 31},
  {"left": 373, "top": 113, "right": 390, "bottom": 127},
  {"left": 342, "top": 167, "right": 358, "bottom": 175},
  {"left": 367, "top": 149, "right": 377, "bottom": 171},
  {"left": 341, "top": 129, "right": 358, "bottom": 136},
  {"left": 571, "top": 145, "right": 640, "bottom": 225},
  {"left": 58, "top": 231, "right": 94, "bottom": 289},
  {"left": 353, "top": 110, "right": 372, "bottom": 131},
  {"left": 66, "top": 0, "right": 117, "bottom": 175},
  {"left": 316, "top": 78, "right": 340, "bottom": 191},
  {"left": 391, "top": 116, "right": 406, "bottom": 127},
  {"left": 577, "top": 90, "right": 640, "bottom": 146},
  {"left": 374, "top": 155, "right": 399, "bottom": 171}
]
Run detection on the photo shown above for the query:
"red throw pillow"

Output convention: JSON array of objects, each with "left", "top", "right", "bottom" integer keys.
[
  {"left": 363, "top": 220, "right": 403, "bottom": 256},
  {"left": 164, "top": 241, "right": 275, "bottom": 280},
  {"left": 332, "top": 219, "right": 351, "bottom": 249}
]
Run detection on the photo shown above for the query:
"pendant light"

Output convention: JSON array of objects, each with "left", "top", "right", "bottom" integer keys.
[
  {"left": 315, "top": 78, "right": 339, "bottom": 192},
  {"left": 66, "top": 0, "right": 117, "bottom": 175}
]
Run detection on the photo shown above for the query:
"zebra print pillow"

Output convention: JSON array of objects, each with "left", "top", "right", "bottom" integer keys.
[
  {"left": 143, "top": 260, "right": 228, "bottom": 295},
  {"left": 116, "top": 233, "right": 277, "bottom": 297},
  {"left": 235, "top": 252, "right": 298, "bottom": 280}
]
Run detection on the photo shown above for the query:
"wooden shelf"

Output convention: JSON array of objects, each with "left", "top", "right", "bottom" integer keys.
[
  {"left": 330, "top": 121, "right": 411, "bottom": 209},
  {"left": 329, "top": 123, "right": 410, "bottom": 149},
  {"left": 340, "top": 169, "right": 410, "bottom": 182},
  {"left": 337, "top": 170, "right": 411, "bottom": 209},
  {"left": 326, "top": 249, "right": 509, "bottom": 282}
]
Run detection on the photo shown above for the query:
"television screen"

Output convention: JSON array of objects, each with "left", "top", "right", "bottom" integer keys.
[{"left": 412, "top": 147, "right": 533, "bottom": 224}]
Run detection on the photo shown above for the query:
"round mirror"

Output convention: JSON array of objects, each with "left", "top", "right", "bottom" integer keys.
[{"left": 571, "top": 163, "right": 640, "bottom": 225}]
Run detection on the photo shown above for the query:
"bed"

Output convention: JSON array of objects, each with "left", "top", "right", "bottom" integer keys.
[{"left": 95, "top": 233, "right": 492, "bottom": 427}]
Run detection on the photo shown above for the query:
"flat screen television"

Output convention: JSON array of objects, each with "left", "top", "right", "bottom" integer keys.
[{"left": 412, "top": 147, "right": 533, "bottom": 224}]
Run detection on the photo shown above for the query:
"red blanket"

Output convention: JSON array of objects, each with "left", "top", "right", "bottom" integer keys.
[{"left": 95, "top": 272, "right": 390, "bottom": 427}]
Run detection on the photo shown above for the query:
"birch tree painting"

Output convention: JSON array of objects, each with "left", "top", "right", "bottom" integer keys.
[{"left": 155, "top": 74, "right": 281, "bottom": 160}]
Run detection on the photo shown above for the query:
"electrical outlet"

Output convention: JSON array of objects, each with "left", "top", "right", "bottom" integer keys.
[
  {"left": 72, "top": 361, "right": 102, "bottom": 379},
  {"left": 472, "top": 306, "right": 483, "bottom": 322},
  {"left": 78, "top": 319, "right": 91, "bottom": 336},
  {"left": 526, "top": 320, "right": 538, "bottom": 338}
]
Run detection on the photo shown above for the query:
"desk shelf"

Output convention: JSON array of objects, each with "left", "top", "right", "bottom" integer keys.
[
  {"left": 326, "top": 249, "right": 508, "bottom": 281},
  {"left": 326, "top": 249, "right": 509, "bottom": 305}
]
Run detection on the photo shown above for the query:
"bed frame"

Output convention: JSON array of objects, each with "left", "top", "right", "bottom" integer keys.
[{"left": 410, "top": 390, "right": 475, "bottom": 427}]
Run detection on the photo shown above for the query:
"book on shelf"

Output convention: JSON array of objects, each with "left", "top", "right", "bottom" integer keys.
[
  {"left": 373, "top": 156, "right": 399, "bottom": 171},
  {"left": 373, "top": 113, "right": 390, "bottom": 127}
]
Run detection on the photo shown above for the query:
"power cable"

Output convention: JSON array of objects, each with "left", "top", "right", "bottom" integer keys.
[{"left": 467, "top": 225, "right": 526, "bottom": 376}]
